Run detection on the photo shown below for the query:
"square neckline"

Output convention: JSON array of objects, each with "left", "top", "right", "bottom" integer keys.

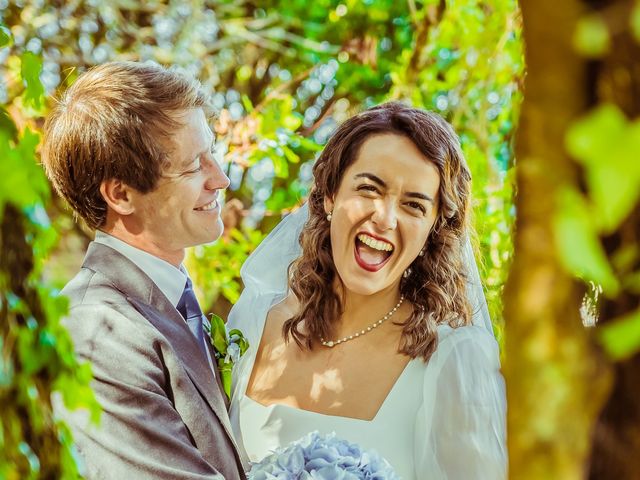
[
  {"left": 243, "top": 357, "right": 420, "bottom": 423},
  {"left": 242, "top": 292, "right": 421, "bottom": 422}
]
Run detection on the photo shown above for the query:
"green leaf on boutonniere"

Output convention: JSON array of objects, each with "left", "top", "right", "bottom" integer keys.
[
  {"left": 228, "top": 328, "right": 250, "bottom": 356},
  {"left": 209, "top": 313, "right": 228, "bottom": 355}
]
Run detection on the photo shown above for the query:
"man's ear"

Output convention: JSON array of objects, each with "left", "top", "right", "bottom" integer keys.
[
  {"left": 323, "top": 196, "right": 334, "bottom": 215},
  {"left": 100, "top": 179, "right": 135, "bottom": 216}
]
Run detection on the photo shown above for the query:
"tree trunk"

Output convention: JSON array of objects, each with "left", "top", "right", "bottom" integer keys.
[{"left": 504, "top": 0, "right": 612, "bottom": 477}]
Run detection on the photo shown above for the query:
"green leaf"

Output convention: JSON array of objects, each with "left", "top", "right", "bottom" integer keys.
[
  {"left": 573, "top": 15, "right": 610, "bottom": 57},
  {"left": 282, "top": 145, "right": 300, "bottom": 164},
  {"left": 241, "top": 94, "right": 254, "bottom": 113},
  {"left": 217, "top": 361, "right": 232, "bottom": 399},
  {"left": 553, "top": 187, "right": 619, "bottom": 294},
  {"left": 283, "top": 113, "right": 302, "bottom": 131},
  {"left": 228, "top": 328, "right": 250, "bottom": 355},
  {"left": 20, "top": 52, "right": 46, "bottom": 110},
  {"left": 0, "top": 107, "right": 18, "bottom": 142},
  {"left": 565, "top": 104, "right": 640, "bottom": 232},
  {"left": 0, "top": 24, "right": 12, "bottom": 48},
  {"left": 269, "top": 151, "right": 289, "bottom": 178},
  {"left": 0, "top": 128, "right": 47, "bottom": 209},
  {"left": 209, "top": 313, "right": 228, "bottom": 355},
  {"left": 599, "top": 309, "right": 640, "bottom": 360}
]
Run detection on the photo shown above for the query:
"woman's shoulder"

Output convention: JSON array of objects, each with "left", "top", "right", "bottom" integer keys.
[
  {"left": 228, "top": 289, "right": 289, "bottom": 345},
  {"left": 437, "top": 322, "right": 497, "bottom": 346},
  {"left": 261, "top": 293, "right": 299, "bottom": 342},
  {"left": 432, "top": 323, "right": 501, "bottom": 370}
]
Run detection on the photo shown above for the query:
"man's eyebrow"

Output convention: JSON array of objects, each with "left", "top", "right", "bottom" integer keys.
[
  {"left": 181, "top": 136, "right": 216, "bottom": 168},
  {"left": 354, "top": 172, "right": 434, "bottom": 203}
]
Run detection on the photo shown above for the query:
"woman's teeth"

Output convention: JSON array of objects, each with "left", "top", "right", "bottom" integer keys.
[
  {"left": 356, "top": 234, "right": 393, "bottom": 252},
  {"left": 195, "top": 199, "right": 218, "bottom": 211}
]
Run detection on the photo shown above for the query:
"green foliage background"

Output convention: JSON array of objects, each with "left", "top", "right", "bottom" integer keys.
[{"left": 0, "top": 0, "right": 522, "bottom": 477}]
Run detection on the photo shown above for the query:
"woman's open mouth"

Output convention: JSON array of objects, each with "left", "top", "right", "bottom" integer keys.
[{"left": 354, "top": 233, "right": 394, "bottom": 272}]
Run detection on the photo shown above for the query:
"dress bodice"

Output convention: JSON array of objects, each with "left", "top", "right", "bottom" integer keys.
[
  {"left": 228, "top": 291, "right": 507, "bottom": 479},
  {"left": 237, "top": 358, "right": 424, "bottom": 479}
]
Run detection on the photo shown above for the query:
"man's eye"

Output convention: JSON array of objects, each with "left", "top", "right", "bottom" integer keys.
[{"left": 185, "top": 161, "right": 202, "bottom": 174}]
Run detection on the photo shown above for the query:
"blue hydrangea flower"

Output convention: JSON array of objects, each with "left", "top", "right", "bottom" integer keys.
[{"left": 248, "top": 432, "right": 400, "bottom": 480}]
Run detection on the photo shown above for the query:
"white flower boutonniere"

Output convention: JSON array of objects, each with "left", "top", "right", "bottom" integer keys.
[{"left": 204, "top": 314, "right": 249, "bottom": 399}]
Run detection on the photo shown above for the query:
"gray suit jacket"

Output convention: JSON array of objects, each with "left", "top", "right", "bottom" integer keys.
[{"left": 58, "top": 242, "right": 246, "bottom": 479}]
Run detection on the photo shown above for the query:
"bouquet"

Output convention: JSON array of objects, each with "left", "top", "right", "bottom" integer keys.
[{"left": 248, "top": 431, "right": 401, "bottom": 480}]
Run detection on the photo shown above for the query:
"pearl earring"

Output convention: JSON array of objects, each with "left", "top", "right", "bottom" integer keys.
[
  {"left": 326, "top": 212, "right": 332, "bottom": 222},
  {"left": 418, "top": 247, "right": 425, "bottom": 257},
  {"left": 403, "top": 267, "right": 412, "bottom": 279}
]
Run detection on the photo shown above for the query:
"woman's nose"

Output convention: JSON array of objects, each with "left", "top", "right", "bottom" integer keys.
[{"left": 371, "top": 199, "right": 397, "bottom": 231}]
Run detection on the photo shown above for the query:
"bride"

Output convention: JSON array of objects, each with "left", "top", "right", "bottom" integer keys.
[{"left": 228, "top": 102, "right": 506, "bottom": 479}]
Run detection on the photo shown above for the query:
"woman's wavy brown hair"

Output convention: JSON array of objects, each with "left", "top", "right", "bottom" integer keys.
[{"left": 284, "top": 101, "right": 473, "bottom": 361}]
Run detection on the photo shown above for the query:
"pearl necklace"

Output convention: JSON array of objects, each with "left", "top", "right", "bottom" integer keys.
[{"left": 320, "top": 296, "right": 405, "bottom": 348}]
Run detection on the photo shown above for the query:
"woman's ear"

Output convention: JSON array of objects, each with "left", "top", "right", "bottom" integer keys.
[
  {"left": 323, "top": 196, "right": 334, "bottom": 216},
  {"left": 100, "top": 179, "right": 135, "bottom": 216}
]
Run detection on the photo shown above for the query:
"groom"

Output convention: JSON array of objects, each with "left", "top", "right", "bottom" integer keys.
[{"left": 42, "top": 62, "right": 245, "bottom": 479}]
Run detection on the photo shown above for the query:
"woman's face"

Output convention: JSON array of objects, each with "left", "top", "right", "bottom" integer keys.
[{"left": 325, "top": 133, "right": 441, "bottom": 297}]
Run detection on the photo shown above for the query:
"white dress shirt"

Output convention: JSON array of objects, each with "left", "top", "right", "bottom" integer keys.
[
  {"left": 94, "top": 231, "right": 218, "bottom": 377},
  {"left": 94, "top": 231, "right": 188, "bottom": 306}
]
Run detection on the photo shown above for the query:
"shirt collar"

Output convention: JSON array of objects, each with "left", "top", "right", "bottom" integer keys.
[{"left": 93, "top": 231, "right": 187, "bottom": 307}]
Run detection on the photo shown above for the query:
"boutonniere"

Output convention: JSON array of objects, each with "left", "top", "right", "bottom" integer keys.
[{"left": 204, "top": 314, "right": 249, "bottom": 399}]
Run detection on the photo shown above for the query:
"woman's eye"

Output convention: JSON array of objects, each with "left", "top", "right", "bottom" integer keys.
[
  {"left": 357, "top": 184, "right": 379, "bottom": 193},
  {"left": 407, "top": 202, "right": 426, "bottom": 214}
]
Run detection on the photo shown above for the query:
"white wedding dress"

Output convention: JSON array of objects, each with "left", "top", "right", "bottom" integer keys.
[{"left": 227, "top": 205, "right": 507, "bottom": 479}]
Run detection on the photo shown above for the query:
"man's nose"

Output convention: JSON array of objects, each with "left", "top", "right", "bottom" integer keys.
[{"left": 205, "top": 159, "right": 230, "bottom": 190}]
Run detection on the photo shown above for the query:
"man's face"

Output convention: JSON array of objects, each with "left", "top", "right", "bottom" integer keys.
[{"left": 128, "top": 108, "right": 230, "bottom": 262}]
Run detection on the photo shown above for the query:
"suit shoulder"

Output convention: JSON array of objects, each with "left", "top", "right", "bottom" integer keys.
[{"left": 62, "top": 267, "right": 130, "bottom": 307}]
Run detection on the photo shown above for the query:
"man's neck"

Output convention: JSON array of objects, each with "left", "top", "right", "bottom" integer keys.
[{"left": 99, "top": 227, "right": 184, "bottom": 268}]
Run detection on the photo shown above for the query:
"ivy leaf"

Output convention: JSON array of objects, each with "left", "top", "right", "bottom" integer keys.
[
  {"left": 599, "top": 309, "right": 640, "bottom": 360},
  {"left": 553, "top": 187, "right": 619, "bottom": 294},
  {"left": 0, "top": 130, "right": 48, "bottom": 210},
  {"left": 21, "top": 52, "right": 45, "bottom": 110},
  {"left": 565, "top": 104, "right": 640, "bottom": 233}
]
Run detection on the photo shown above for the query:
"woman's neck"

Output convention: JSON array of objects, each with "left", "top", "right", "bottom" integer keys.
[{"left": 333, "top": 284, "right": 404, "bottom": 339}]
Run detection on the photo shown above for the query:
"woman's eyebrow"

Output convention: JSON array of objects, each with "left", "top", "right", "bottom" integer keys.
[{"left": 354, "top": 172, "right": 434, "bottom": 203}]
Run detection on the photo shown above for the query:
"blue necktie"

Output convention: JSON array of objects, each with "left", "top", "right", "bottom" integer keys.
[{"left": 176, "top": 278, "right": 208, "bottom": 359}]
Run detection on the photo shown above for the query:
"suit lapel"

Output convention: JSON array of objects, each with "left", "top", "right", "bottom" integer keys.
[{"left": 81, "top": 242, "right": 238, "bottom": 450}]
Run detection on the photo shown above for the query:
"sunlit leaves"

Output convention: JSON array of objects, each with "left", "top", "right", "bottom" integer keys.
[
  {"left": 20, "top": 52, "right": 45, "bottom": 110},
  {"left": 554, "top": 188, "right": 619, "bottom": 295},
  {"left": 186, "top": 227, "right": 266, "bottom": 308},
  {"left": 559, "top": 104, "right": 640, "bottom": 356},
  {"left": 0, "top": 129, "right": 49, "bottom": 211},
  {"left": 573, "top": 14, "right": 610, "bottom": 57},
  {"left": 566, "top": 104, "right": 640, "bottom": 233},
  {"left": 1, "top": 49, "right": 99, "bottom": 478},
  {"left": 599, "top": 309, "right": 640, "bottom": 360}
]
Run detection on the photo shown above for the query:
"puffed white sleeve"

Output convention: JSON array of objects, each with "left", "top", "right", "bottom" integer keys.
[{"left": 414, "top": 325, "right": 507, "bottom": 479}]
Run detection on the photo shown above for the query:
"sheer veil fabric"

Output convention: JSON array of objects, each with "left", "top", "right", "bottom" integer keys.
[{"left": 228, "top": 203, "right": 507, "bottom": 478}]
